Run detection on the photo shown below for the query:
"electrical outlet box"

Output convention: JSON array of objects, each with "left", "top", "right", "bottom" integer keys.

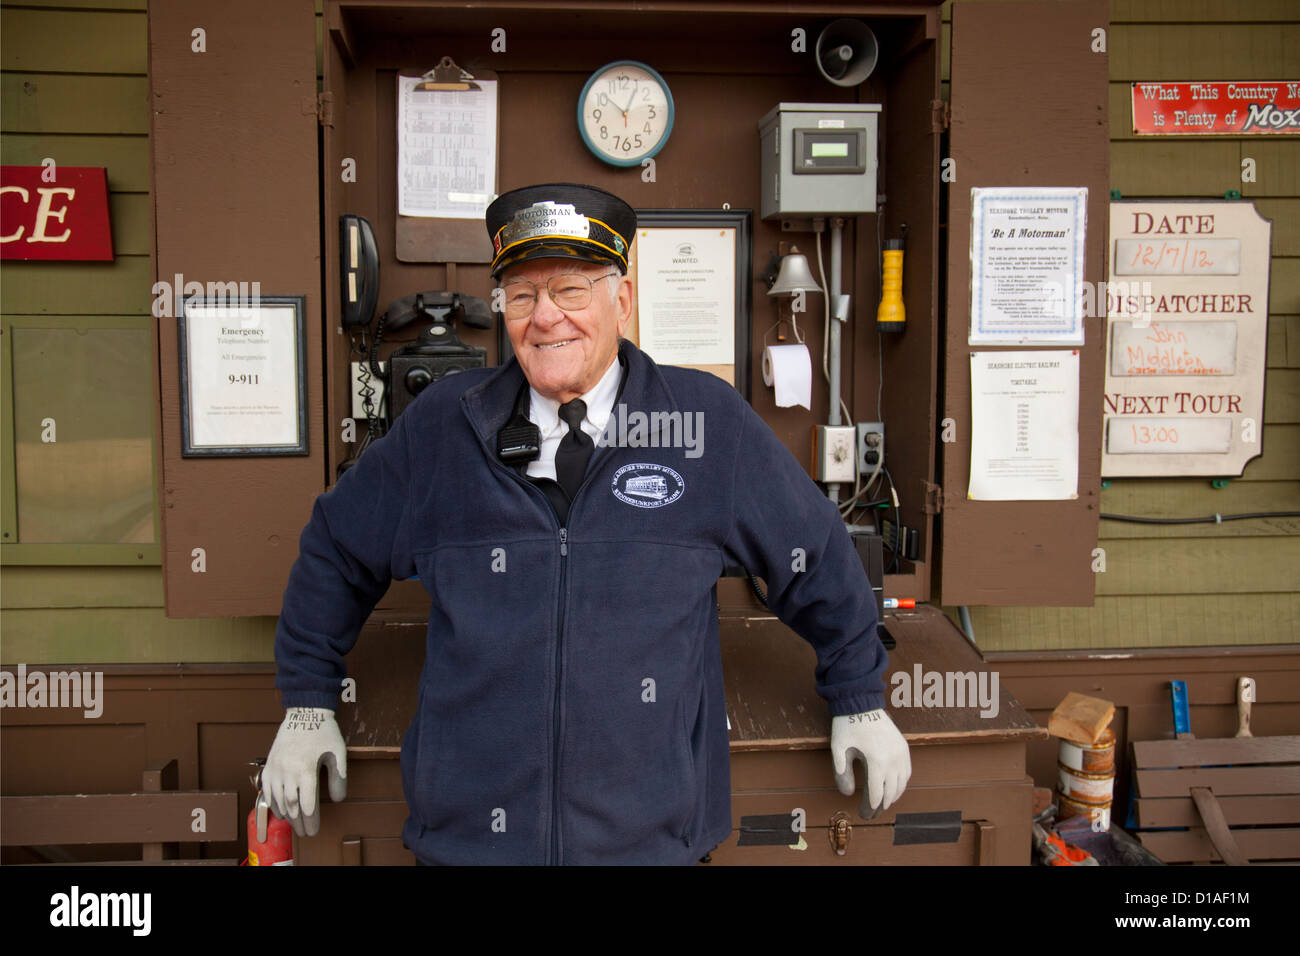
[
  {"left": 350, "top": 360, "right": 386, "bottom": 419},
  {"left": 856, "top": 422, "right": 885, "bottom": 473},
  {"left": 814, "top": 425, "right": 858, "bottom": 483}
]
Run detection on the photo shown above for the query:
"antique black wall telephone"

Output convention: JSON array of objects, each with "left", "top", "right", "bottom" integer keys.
[{"left": 338, "top": 214, "right": 492, "bottom": 475}]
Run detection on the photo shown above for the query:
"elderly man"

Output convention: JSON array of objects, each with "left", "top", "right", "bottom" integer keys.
[{"left": 264, "top": 183, "right": 910, "bottom": 865}]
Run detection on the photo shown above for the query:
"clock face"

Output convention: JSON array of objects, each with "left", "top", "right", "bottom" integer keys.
[{"left": 578, "top": 61, "right": 674, "bottom": 167}]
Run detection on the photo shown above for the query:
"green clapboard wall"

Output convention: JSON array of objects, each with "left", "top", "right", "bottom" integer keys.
[{"left": 0, "top": 0, "right": 1295, "bottom": 664}]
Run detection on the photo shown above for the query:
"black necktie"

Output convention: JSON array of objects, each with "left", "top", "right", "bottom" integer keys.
[{"left": 555, "top": 398, "right": 594, "bottom": 505}]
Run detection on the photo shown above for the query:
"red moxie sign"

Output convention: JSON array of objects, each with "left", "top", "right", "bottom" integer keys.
[
  {"left": 0, "top": 165, "right": 114, "bottom": 261},
  {"left": 1131, "top": 81, "right": 1300, "bottom": 135}
]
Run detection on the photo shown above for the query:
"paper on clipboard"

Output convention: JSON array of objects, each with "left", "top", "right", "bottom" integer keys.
[{"left": 397, "top": 75, "right": 498, "bottom": 218}]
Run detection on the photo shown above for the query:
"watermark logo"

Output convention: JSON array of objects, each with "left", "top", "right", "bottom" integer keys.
[
  {"left": 597, "top": 403, "right": 704, "bottom": 459},
  {"left": 890, "top": 663, "right": 1000, "bottom": 719},
  {"left": 1, "top": 665, "right": 103, "bottom": 719},
  {"left": 151, "top": 272, "right": 262, "bottom": 318},
  {"left": 49, "top": 886, "right": 150, "bottom": 936},
  {"left": 611, "top": 463, "right": 684, "bottom": 509}
]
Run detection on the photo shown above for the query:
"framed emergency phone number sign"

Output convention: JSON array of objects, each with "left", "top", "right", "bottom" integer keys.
[{"left": 178, "top": 295, "right": 309, "bottom": 457}]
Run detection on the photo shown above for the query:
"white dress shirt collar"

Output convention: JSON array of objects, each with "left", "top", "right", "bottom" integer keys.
[{"left": 528, "top": 352, "right": 622, "bottom": 440}]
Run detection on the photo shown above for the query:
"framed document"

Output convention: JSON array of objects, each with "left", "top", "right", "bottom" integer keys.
[
  {"left": 178, "top": 295, "right": 308, "bottom": 457},
  {"left": 630, "top": 209, "right": 752, "bottom": 399}
]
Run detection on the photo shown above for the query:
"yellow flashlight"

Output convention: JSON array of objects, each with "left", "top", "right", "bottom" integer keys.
[{"left": 876, "top": 238, "right": 905, "bottom": 333}]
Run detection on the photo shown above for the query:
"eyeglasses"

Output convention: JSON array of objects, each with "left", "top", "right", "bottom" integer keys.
[{"left": 499, "top": 272, "right": 618, "bottom": 320}]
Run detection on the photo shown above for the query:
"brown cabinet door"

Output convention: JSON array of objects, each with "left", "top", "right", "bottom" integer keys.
[
  {"left": 937, "top": 0, "right": 1108, "bottom": 606},
  {"left": 150, "top": 0, "right": 324, "bottom": 616}
]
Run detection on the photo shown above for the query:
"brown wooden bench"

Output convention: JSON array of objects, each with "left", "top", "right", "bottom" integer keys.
[
  {"left": 1, "top": 758, "right": 240, "bottom": 864},
  {"left": 1132, "top": 735, "right": 1300, "bottom": 864}
]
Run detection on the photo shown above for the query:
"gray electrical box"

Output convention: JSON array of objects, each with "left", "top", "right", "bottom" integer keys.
[{"left": 758, "top": 102, "right": 881, "bottom": 219}]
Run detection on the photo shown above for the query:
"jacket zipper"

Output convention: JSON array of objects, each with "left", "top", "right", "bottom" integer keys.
[
  {"left": 551, "top": 527, "right": 567, "bottom": 865},
  {"left": 463, "top": 397, "right": 618, "bottom": 865}
]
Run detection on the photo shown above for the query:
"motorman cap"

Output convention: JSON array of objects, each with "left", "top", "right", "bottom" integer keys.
[{"left": 486, "top": 183, "right": 636, "bottom": 278}]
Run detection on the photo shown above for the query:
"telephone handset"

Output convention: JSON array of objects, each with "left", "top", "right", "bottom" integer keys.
[{"left": 340, "top": 215, "right": 379, "bottom": 328}]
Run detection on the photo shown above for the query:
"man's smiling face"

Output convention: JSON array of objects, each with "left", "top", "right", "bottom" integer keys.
[{"left": 500, "top": 257, "right": 633, "bottom": 404}]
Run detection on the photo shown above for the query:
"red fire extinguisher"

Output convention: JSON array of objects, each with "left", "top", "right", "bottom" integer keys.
[{"left": 243, "top": 758, "right": 294, "bottom": 866}]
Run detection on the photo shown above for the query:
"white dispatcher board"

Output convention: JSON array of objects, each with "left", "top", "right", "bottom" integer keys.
[{"left": 1103, "top": 200, "right": 1271, "bottom": 477}]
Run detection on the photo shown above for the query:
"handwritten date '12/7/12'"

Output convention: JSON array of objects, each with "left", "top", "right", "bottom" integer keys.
[
  {"left": 1128, "top": 239, "right": 1215, "bottom": 273},
  {"left": 227, "top": 374, "right": 259, "bottom": 385}
]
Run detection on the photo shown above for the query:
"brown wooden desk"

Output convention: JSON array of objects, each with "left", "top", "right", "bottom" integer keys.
[
  {"left": 302, "top": 604, "right": 1045, "bottom": 865},
  {"left": 708, "top": 604, "right": 1047, "bottom": 865}
]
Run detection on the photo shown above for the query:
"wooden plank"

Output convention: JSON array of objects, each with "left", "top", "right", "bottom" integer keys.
[
  {"left": 730, "top": 742, "right": 1029, "bottom": 793},
  {"left": 0, "top": 607, "right": 277, "bottom": 664},
  {"left": 355, "top": 838, "right": 414, "bottom": 866},
  {"left": 729, "top": 778, "right": 1033, "bottom": 833},
  {"left": 1268, "top": 317, "right": 1288, "bottom": 370},
  {"left": 0, "top": 74, "right": 149, "bottom": 134},
  {"left": 1240, "top": 141, "right": 1300, "bottom": 199},
  {"left": 0, "top": 258, "right": 152, "bottom": 315},
  {"left": 341, "top": 837, "right": 362, "bottom": 866},
  {"left": 1110, "top": 24, "right": 1300, "bottom": 80},
  {"left": 1140, "top": 826, "right": 1300, "bottom": 863},
  {"left": 1190, "top": 786, "right": 1251, "bottom": 865},
  {"left": 1273, "top": 260, "right": 1300, "bottom": 315},
  {"left": 976, "top": 820, "right": 996, "bottom": 866},
  {"left": 6, "top": 0, "right": 145, "bottom": 9},
  {"left": 1137, "top": 794, "right": 1300, "bottom": 828},
  {"left": 150, "top": 0, "right": 325, "bottom": 617},
  {"left": 0, "top": 566, "right": 163, "bottom": 610},
  {"left": 708, "top": 819, "right": 978, "bottom": 865},
  {"left": 1289, "top": 316, "right": 1300, "bottom": 369},
  {"left": 1094, "top": 537, "right": 1300, "bottom": 596},
  {"left": 0, "top": 792, "right": 239, "bottom": 845},
  {"left": 1136, "top": 765, "right": 1300, "bottom": 798},
  {"left": 0, "top": 8, "right": 146, "bottom": 74},
  {"left": 23, "top": 858, "right": 241, "bottom": 866},
  {"left": 107, "top": 192, "right": 152, "bottom": 256},
  {"left": 1111, "top": 140, "right": 1242, "bottom": 197},
  {"left": 0, "top": 135, "right": 151, "bottom": 192},
  {"left": 939, "top": 0, "right": 1108, "bottom": 607},
  {"left": 1265, "top": 368, "right": 1300, "bottom": 424},
  {"left": 1113, "top": 0, "right": 1300, "bottom": 21},
  {"left": 722, "top": 609, "right": 1042, "bottom": 747},
  {"left": 965, "top": 593, "right": 1300, "bottom": 651},
  {"left": 1134, "top": 734, "right": 1300, "bottom": 767},
  {"left": 1049, "top": 692, "right": 1116, "bottom": 745},
  {"left": 1255, "top": 200, "right": 1300, "bottom": 257}
]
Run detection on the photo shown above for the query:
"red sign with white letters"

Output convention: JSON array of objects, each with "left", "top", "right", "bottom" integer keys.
[
  {"left": 1131, "top": 81, "right": 1300, "bottom": 135},
  {"left": 0, "top": 165, "right": 114, "bottom": 261}
]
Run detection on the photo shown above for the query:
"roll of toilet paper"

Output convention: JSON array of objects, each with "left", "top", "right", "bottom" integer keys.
[{"left": 762, "top": 344, "right": 812, "bottom": 409}]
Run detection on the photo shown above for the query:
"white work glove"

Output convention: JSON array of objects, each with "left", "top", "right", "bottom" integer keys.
[
  {"left": 262, "top": 707, "right": 347, "bottom": 839},
  {"left": 831, "top": 708, "right": 911, "bottom": 819}
]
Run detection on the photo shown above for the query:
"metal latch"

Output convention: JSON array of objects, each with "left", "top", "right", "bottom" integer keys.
[
  {"left": 923, "top": 481, "right": 943, "bottom": 515},
  {"left": 930, "top": 99, "right": 951, "bottom": 133},
  {"left": 314, "top": 91, "right": 335, "bottom": 126},
  {"left": 829, "top": 810, "right": 852, "bottom": 856}
]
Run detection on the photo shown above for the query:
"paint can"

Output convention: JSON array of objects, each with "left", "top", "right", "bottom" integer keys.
[
  {"left": 1058, "top": 726, "right": 1116, "bottom": 775},
  {"left": 1057, "top": 763, "right": 1116, "bottom": 805},
  {"left": 1057, "top": 792, "right": 1111, "bottom": 831}
]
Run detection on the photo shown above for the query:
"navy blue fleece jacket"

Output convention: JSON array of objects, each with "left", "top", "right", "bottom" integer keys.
[{"left": 274, "top": 338, "right": 886, "bottom": 864}]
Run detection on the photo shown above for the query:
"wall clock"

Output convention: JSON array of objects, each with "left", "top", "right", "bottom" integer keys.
[{"left": 577, "top": 60, "right": 674, "bottom": 167}]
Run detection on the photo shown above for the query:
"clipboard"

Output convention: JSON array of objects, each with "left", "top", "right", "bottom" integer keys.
[{"left": 395, "top": 56, "right": 499, "bottom": 263}]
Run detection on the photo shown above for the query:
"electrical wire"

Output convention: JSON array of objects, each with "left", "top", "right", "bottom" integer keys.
[
  {"left": 816, "top": 230, "right": 830, "bottom": 384},
  {"left": 881, "top": 465, "right": 902, "bottom": 573},
  {"left": 876, "top": 201, "right": 885, "bottom": 422},
  {"left": 1100, "top": 510, "right": 1300, "bottom": 525}
]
